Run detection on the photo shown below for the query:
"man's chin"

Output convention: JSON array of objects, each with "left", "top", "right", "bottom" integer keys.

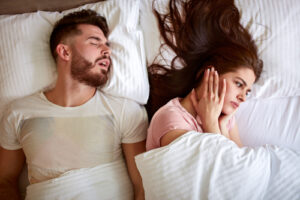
[
  {"left": 88, "top": 79, "right": 108, "bottom": 88},
  {"left": 80, "top": 74, "right": 108, "bottom": 88}
]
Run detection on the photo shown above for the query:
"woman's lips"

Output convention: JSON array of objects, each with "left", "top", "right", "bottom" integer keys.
[{"left": 231, "top": 101, "right": 239, "bottom": 109}]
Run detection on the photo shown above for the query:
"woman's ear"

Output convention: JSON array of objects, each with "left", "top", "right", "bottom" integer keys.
[{"left": 56, "top": 44, "right": 71, "bottom": 61}]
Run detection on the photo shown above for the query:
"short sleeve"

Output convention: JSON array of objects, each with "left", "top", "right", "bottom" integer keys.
[
  {"left": 147, "top": 106, "right": 195, "bottom": 150},
  {"left": 0, "top": 104, "right": 22, "bottom": 150},
  {"left": 119, "top": 99, "right": 148, "bottom": 143}
]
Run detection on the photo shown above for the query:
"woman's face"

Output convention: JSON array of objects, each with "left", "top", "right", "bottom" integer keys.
[{"left": 219, "top": 67, "right": 256, "bottom": 115}]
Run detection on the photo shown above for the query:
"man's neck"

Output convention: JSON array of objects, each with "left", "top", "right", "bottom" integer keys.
[{"left": 44, "top": 75, "right": 97, "bottom": 107}]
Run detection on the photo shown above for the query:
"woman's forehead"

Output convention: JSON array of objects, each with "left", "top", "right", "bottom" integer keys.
[{"left": 220, "top": 67, "right": 256, "bottom": 84}]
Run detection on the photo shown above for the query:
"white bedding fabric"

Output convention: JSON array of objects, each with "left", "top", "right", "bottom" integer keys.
[
  {"left": 135, "top": 131, "right": 300, "bottom": 200},
  {"left": 25, "top": 160, "right": 133, "bottom": 200}
]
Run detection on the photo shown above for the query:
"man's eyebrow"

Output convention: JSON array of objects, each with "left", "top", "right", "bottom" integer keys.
[
  {"left": 87, "top": 36, "right": 101, "bottom": 41},
  {"left": 87, "top": 36, "right": 109, "bottom": 46},
  {"left": 236, "top": 77, "right": 247, "bottom": 86}
]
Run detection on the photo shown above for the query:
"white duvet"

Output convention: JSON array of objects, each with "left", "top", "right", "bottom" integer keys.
[
  {"left": 25, "top": 160, "right": 133, "bottom": 200},
  {"left": 135, "top": 131, "right": 300, "bottom": 200}
]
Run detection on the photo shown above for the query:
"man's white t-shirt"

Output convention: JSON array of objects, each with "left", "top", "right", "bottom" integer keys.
[{"left": 0, "top": 91, "right": 148, "bottom": 184}]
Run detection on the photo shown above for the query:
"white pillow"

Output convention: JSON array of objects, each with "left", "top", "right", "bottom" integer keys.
[
  {"left": 0, "top": 0, "right": 149, "bottom": 120},
  {"left": 140, "top": 0, "right": 300, "bottom": 99},
  {"left": 235, "top": 0, "right": 300, "bottom": 98},
  {"left": 236, "top": 96, "right": 300, "bottom": 152}
]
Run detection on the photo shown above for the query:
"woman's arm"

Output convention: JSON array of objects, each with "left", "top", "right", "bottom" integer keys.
[
  {"left": 228, "top": 124, "right": 243, "bottom": 147},
  {"left": 219, "top": 115, "right": 243, "bottom": 147},
  {"left": 190, "top": 68, "right": 226, "bottom": 134},
  {"left": 160, "top": 129, "right": 189, "bottom": 147}
]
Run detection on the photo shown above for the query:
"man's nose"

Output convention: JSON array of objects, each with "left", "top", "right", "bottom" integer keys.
[{"left": 101, "top": 44, "right": 111, "bottom": 57}]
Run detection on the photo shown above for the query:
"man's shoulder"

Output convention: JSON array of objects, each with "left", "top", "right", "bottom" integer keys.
[
  {"left": 98, "top": 91, "right": 143, "bottom": 108},
  {"left": 5, "top": 92, "right": 42, "bottom": 113},
  {"left": 97, "top": 91, "right": 146, "bottom": 120},
  {"left": 11, "top": 92, "right": 41, "bottom": 104}
]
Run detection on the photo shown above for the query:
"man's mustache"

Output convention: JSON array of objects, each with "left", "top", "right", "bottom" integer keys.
[{"left": 94, "top": 55, "right": 110, "bottom": 64}]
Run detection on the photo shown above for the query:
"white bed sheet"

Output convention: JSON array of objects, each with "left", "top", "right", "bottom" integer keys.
[
  {"left": 25, "top": 160, "right": 133, "bottom": 200},
  {"left": 136, "top": 131, "right": 300, "bottom": 200}
]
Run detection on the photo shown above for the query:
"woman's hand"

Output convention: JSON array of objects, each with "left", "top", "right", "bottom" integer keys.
[
  {"left": 218, "top": 111, "right": 235, "bottom": 138},
  {"left": 190, "top": 68, "right": 226, "bottom": 133}
]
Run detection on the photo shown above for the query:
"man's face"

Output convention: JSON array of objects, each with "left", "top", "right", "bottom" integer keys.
[{"left": 70, "top": 24, "right": 111, "bottom": 87}]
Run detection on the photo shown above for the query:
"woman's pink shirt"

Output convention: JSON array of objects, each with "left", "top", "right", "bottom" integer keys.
[{"left": 146, "top": 98, "right": 235, "bottom": 151}]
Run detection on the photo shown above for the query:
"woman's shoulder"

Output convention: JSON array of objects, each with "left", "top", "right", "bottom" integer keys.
[
  {"left": 151, "top": 98, "right": 183, "bottom": 120},
  {"left": 147, "top": 98, "right": 190, "bottom": 150}
]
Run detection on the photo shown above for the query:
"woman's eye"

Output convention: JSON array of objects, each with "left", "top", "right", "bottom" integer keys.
[
  {"left": 235, "top": 81, "right": 242, "bottom": 87},
  {"left": 246, "top": 91, "right": 251, "bottom": 96},
  {"left": 91, "top": 43, "right": 98, "bottom": 46}
]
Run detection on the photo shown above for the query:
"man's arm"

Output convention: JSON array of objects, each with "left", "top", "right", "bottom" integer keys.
[
  {"left": 0, "top": 147, "right": 25, "bottom": 200},
  {"left": 122, "top": 140, "right": 146, "bottom": 200}
]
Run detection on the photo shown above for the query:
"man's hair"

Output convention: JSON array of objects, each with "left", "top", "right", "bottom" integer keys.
[{"left": 50, "top": 9, "right": 109, "bottom": 59}]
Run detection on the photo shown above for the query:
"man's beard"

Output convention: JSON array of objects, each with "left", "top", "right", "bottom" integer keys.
[{"left": 70, "top": 48, "right": 110, "bottom": 88}]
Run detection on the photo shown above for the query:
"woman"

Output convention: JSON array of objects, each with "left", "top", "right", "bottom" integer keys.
[{"left": 146, "top": 0, "right": 263, "bottom": 150}]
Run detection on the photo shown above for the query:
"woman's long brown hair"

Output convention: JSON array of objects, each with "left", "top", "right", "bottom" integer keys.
[{"left": 147, "top": 0, "right": 263, "bottom": 119}]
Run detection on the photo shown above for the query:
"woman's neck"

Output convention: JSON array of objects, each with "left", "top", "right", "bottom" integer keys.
[{"left": 179, "top": 93, "right": 197, "bottom": 118}]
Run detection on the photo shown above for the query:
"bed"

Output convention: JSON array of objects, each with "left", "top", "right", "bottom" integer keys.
[{"left": 0, "top": 0, "right": 299, "bottom": 199}]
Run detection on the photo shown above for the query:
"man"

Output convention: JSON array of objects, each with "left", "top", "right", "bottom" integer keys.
[{"left": 0, "top": 10, "right": 147, "bottom": 200}]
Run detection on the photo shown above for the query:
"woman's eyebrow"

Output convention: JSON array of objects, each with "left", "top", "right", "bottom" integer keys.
[{"left": 235, "top": 77, "right": 247, "bottom": 86}]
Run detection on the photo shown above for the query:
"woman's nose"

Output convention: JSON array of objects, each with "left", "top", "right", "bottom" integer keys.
[{"left": 237, "top": 91, "right": 246, "bottom": 102}]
